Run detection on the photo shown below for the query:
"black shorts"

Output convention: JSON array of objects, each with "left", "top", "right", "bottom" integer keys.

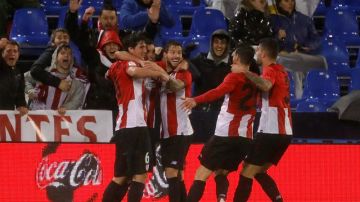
[
  {"left": 111, "top": 127, "right": 151, "bottom": 177},
  {"left": 199, "top": 136, "right": 253, "bottom": 172},
  {"left": 160, "top": 135, "right": 192, "bottom": 170},
  {"left": 245, "top": 133, "right": 292, "bottom": 166}
]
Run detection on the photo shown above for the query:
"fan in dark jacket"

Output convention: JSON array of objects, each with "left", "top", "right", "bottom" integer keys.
[
  {"left": 229, "top": 0, "right": 273, "bottom": 47},
  {"left": 0, "top": 40, "right": 27, "bottom": 115},
  {"left": 189, "top": 29, "right": 232, "bottom": 142}
]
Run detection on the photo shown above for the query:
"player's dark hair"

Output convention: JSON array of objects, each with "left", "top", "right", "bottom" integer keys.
[
  {"left": 122, "top": 31, "right": 148, "bottom": 50},
  {"left": 259, "top": 38, "right": 279, "bottom": 59},
  {"left": 164, "top": 40, "right": 182, "bottom": 53},
  {"left": 234, "top": 44, "right": 255, "bottom": 66}
]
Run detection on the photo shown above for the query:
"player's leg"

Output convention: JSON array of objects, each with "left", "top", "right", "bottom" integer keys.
[
  {"left": 103, "top": 129, "right": 135, "bottom": 202},
  {"left": 214, "top": 170, "right": 229, "bottom": 202},
  {"left": 187, "top": 165, "right": 213, "bottom": 202},
  {"left": 255, "top": 163, "right": 283, "bottom": 202}
]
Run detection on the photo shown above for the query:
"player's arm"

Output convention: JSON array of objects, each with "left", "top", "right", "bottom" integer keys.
[
  {"left": 244, "top": 71, "right": 273, "bottom": 92},
  {"left": 127, "top": 65, "right": 169, "bottom": 81},
  {"left": 182, "top": 75, "right": 234, "bottom": 110},
  {"left": 166, "top": 77, "right": 184, "bottom": 92},
  {"left": 115, "top": 51, "right": 143, "bottom": 64}
]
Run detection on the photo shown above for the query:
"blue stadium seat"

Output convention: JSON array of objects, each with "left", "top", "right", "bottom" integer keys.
[
  {"left": 57, "top": 6, "right": 93, "bottom": 28},
  {"left": 10, "top": 8, "right": 50, "bottom": 55},
  {"left": 349, "top": 68, "right": 360, "bottom": 91},
  {"left": 188, "top": 8, "right": 227, "bottom": 39},
  {"left": 81, "top": 0, "right": 104, "bottom": 15},
  {"left": 40, "top": 0, "right": 63, "bottom": 15},
  {"left": 157, "top": 7, "right": 187, "bottom": 46},
  {"left": 320, "top": 35, "right": 351, "bottom": 75},
  {"left": 331, "top": 0, "right": 360, "bottom": 14},
  {"left": 313, "top": 0, "right": 328, "bottom": 16},
  {"left": 296, "top": 98, "right": 329, "bottom": 112},
  {"left": 182, "top": 36, "right": 210, "bottom": 59},
  {"left": 302, "top": 70, "right": 340, "bottom": 108},
  {"left": 324, "top": 5, "right": 360, "bottom": 46},
  {"left": 287, "top": 72, "right": 303, "bottom": 107},
  {"left": 166, "top": 0, "right": 206, "bottom": 15},
  {"left": 112, "top": 0, "right": 123, "bottom": 9}
]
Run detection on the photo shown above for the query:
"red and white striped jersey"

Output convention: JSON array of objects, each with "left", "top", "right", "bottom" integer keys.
[
  {"left": 145, "top": 78, "right": 160, "bottom": 128},
  {"left": 160, "top": 70, "right": 193, "bottom": 139},
  {"left": 144, "top": 61, "right": 166, "bottom": 128},
  {"left": 194, "top": 72, "right": 258, "bottom": 138},
  {"left": 258, "top": 64, "right": 293, "bottom": 135},
  {"left": 108, "top": 60, "right": 147, "bottom": 130},
  {"left": 31, "top": 68, "right": 88, "bottom": 110}
]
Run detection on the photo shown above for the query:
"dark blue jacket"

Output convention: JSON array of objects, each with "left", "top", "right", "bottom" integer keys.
[
  {"left": 271, "top": 11, "right": 320, "bottom": 53},
  {"left": 119, "top": 0, "right": 174, "bottom": 31}
]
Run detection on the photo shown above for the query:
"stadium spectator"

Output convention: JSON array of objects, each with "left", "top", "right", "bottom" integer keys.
[
  {"left": 0, "top": 40, "right": 28, "bottom": 115},
  {"left": 211, "top": 0, "right": 240, "bottom": 20},
  {"left": 271, "top": 0, "right": 320, "bottom": 53},
  {"left": 229, "top": 0, "right": 273, "bottom": 48},
  {"left": 183, "top": 45, "right": 258, "bottom": 202},
  {"left": 119, "top": 0, "right": 174, "bottom": 39},
  {"left": 271, "top": 0, "right": 320, "bottom": 98},
  {"left": 233, "top": 38, "right": 292, "bottom": 202},
  {"left": 102, "top": 31, "right": 169, "bottom": 202},
  {"left": 188, "top": 29, "right": 232, "bottom": 142},
  {"left": 30, "top": 28, "right": 73, "bottom": 93},
  {"left": 25, "top": 44, "right": 88, "bottom": 114}
]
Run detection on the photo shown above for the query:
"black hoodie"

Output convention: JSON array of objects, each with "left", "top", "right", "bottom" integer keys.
[
  {"left": 0, "top": 58, "right": 26, "bottom": 109},
  {"left": 189, "top": 29, "right": 232, "bottom": 111}
]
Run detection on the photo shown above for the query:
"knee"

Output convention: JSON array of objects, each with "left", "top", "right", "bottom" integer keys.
[
  {"left": 194, "top": 166, "right": 212, "bottom": 181},
  {"left": 132, "top": 173, "right": 147, "bottom": 183},
  {"left": 165, "top": 167, "right": 180, "bottom": 178},
  {"left": 112, "top": 176, "right": 127, "bottom": 185}
]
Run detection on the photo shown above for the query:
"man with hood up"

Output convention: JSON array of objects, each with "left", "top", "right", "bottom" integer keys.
[
  {"left": 25, "top": 44, "right": 88, "bottom": 114},
  {"left": 189, "top": 29, "right": 232, "bottom": 143}
]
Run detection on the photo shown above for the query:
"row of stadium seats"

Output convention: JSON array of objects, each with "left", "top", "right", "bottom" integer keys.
[
  {"left": 290, "top": 68, "right": 360, "bottom": 112},
  {"left": 10, "top": 7, "right": 227, "bottom": 58}
]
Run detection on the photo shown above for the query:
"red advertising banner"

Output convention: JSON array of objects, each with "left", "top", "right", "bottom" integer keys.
[
  {"left": 0, "top": 143, "right": 360, "bottom": 201},
  {"left": 0, "top": 110, "right": 113, "bottom": 142}
]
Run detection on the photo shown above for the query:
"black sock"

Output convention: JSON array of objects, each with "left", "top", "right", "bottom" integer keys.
[
  {"left": 168, "top": 177, "right": 181, "bottom": 202},
  {"left": 127, "top": 181, "right": 145, "bottom": 202},
  {"left": 180, "top": 180, "right": 187, "bottom": 202},
  {"left": 214, "top": 174, "right": 229, "bottom": 201},
  {"left": 255, "top": 173, "right": 283, "bottom": 202},
  {"left": 186, "top": 180, "right": 206, "bottom": 202},
  {"left": 102, "top": 181, "right": 129, "bottom": 202},
  {"left": 233, "top": 175, "right": 253, "bottom": 202}
]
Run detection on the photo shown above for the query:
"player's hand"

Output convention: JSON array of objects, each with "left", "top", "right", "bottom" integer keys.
[
  {"left": 17, "top": 106, "right": 29, "bottom": 116},
  {"left": 69, "top": 0, "right": 82, "bottom": 13},
  {"left": 58, "top": 79, "right": 72, "bottom": 92},
  {"left": 175, "top": 60, "right": 188, "bottom": 71},
  {"left": 181, "top": 97, "right": 196, "bottom": 111},
  {"left": 58, "top": 107, "right": 66, "bottom": 115},
  {"left": 82, "top": 6, "right": 95, "bottom": 22},
  {"left": 27, "top": 89, "right": 37, "bottom": 100},
  {"left": 159, "top": 72, "right": 170, "bottom": 82}
]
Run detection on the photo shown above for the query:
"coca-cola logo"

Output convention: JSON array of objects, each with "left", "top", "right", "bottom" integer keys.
[{"left": 36, "top": 152, "right": 102, "bottom": 189}]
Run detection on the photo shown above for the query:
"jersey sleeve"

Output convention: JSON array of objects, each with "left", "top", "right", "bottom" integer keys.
[
  {"left": 176, "top": 70, "right": 192, "bottom": 97},
  {"left": 107, "top": 61, "right": 120, "bottom": 81},
  {"left": 262, "top": 66, "right": 277, "bottom": 85},
  {"left": 194, "top": 73, "right": 237, "bottom": 103}
]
